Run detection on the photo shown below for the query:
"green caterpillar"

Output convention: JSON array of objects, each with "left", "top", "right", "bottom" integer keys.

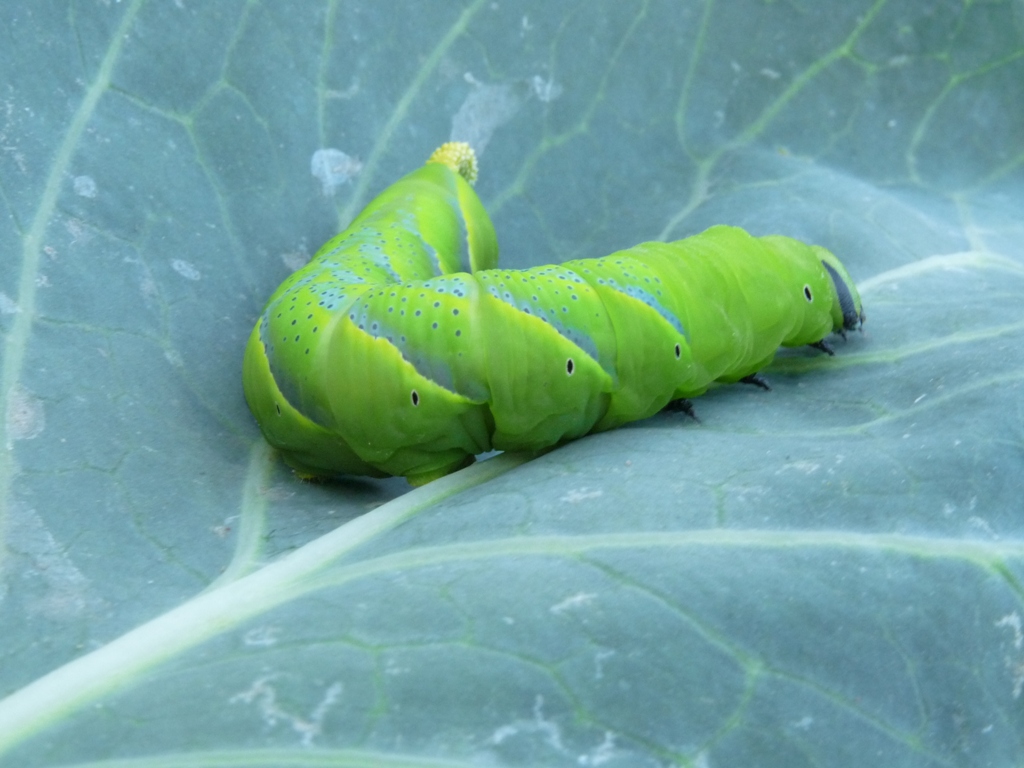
[{"left": 243, "top": 143, "right": 864, "bottom": 486}]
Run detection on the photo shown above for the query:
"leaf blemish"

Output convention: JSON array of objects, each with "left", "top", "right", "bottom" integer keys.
[
  {"left": 171, "top": 259, "right": 201, "bottom": 281},
  {"left": 5, "top": 385, "right": 45, "bottom": 443},
  {"left": 549, "top": 592, "right": 598, "bottom": 615},
  {"left": 242, "top": 626, "right": 280, "bottom": 647},
  {"left": 559, "top": 488, "right": 603, "bottom": 503},
  {"left": 230, "top": 675, "right": 343, "bottom": 747}
]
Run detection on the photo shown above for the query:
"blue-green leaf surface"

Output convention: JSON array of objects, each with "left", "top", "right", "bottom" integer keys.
[{"left": 1, "top": 1, "right": 1022, "bottom": 766}]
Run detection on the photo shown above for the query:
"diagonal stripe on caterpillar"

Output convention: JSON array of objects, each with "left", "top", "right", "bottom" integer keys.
[{"left": 243, "top": 142, "right": 864, "bottom": 486}]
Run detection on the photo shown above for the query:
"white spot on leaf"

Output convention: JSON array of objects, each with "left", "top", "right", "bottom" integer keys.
[
  {"left": 138, "top": 272, "right": 158, "bottom": 299},
  {"left": 593, "top": 649, "right": 614, "bottom": 680},
  {"left": 775, "top": 461, "right": 820, "bottom": 475},
  {"left": 230, "top": 675, "right": 343, "bottom": 747},
  {"left": 996, "top": 612, "right": 1024, "bottom": 698},
  {"left": 73, "top": 175, "right": 97, "bottom": 198},
  {"left": 65, "top": 217, "right": 89, "bottom": 244},
  {"left": 3, "top": 503, "right": 103, "bottom": 619},
  {"left": 489, "top": 695, "right": 565, "bottom": 753},
  {"left": 968, "top": 516, "right": 998, "bottom": 538},
  {"left": 5, "top": 385, "right": 44, "bottom": 443},
  {"left": 578, "top": 731, "right": 617, "bottom": 766},
  {"left": 550, "top": 592, "right": 597, "bottom": 614},
  {"left": 281, "top": 246, "right": 310, "bottom": 272},
  {"left": 310, "top": 149, "right": 362, "bottom": 196},
  {"left": 243, "top": 625, "right": 280, "bottom": 647},
  {"left": 171, "top": 259, "right": 201, "bottom": 281},
  {"left": 0, "top": 292, "right": 20, "bottom": 314},
  {"left": 559, "top": 487, "right": 602, "bottom": 503},
  {"left": 996, "top": 613, "right": 1023, "bottom": 649},
  {"left": 211, "top": 517, "right": 234, "bottom": 538},
  {"left": 450, "top": 75, "right": 530, "bottom": 156},
  {"left": 324, "top": 79, "right": 359, "bottom": 100},
  {"left": 530, "top": 75, "right": 563, "bottom": 103}
]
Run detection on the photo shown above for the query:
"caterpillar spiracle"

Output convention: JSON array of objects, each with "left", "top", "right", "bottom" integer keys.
[{"left": 242, "top": 142, "right": 864, "bottom": 486}]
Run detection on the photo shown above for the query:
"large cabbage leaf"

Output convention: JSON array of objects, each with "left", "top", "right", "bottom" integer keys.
[{"left": 1, "top": 1, "right": 1022, "bottom": 766}]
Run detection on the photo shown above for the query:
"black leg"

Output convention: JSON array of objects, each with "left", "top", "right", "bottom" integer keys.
[
  {"left": 740, "top": 372, "right": 772, "bottom": 391},
  {"left": 663, "top": 398, "right": 699, "bottom": 422},
  {"left": 809, "top": 340, "right": 835, "bottom": 356}
]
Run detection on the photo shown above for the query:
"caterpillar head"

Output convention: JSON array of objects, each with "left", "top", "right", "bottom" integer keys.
[{"left": 758, "top": 234, "right": 864, "bottom": 348}]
